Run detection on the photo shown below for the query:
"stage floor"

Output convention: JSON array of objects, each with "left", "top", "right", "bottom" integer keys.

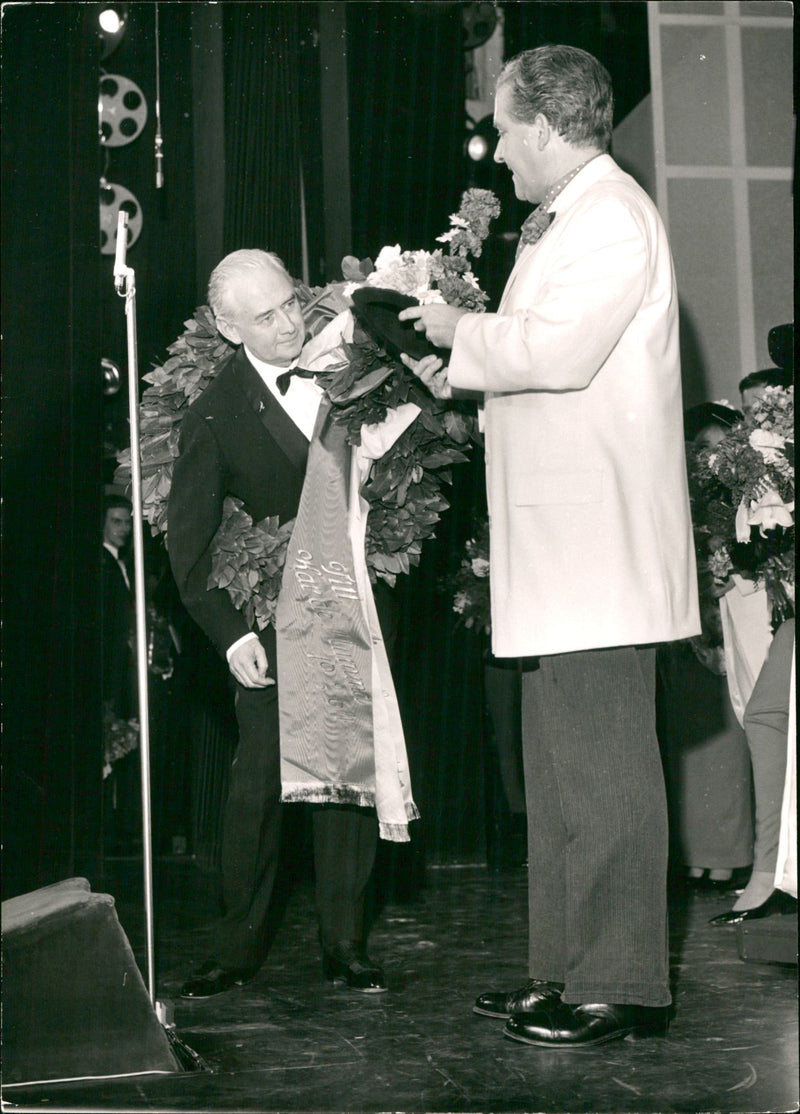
[{"left": 4, "top": 854, "right": 798, "bottom": 1113}]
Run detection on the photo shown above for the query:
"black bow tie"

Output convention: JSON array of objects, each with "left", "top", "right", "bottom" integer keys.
[{"left": 275, "top": 366, "right": 316, "bottom": 395}]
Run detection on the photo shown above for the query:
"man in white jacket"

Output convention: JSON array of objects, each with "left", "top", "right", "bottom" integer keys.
[{"left": 401, "top": 44, "right": 700, "bottom": 1047}]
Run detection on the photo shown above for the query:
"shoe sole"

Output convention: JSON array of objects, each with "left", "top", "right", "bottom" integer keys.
[
  {"left": 504, "top": 1026, "right": 666, "bottom": 1047},
  {"left": 473, "top": 1005, "right": 511, "bottom": 1019},
  {"left": 180, "top": 977, "right": 252, "bottom": 1000},
  {"left": 325, "top": 977, "right": 388, "bottom": 994}
]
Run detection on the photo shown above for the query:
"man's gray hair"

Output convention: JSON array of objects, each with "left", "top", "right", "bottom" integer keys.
[
  {"left": 208, "top": 249, "right": 289, "bottom": 321},
  {"left": 498, "top": 44, "right": 614, "bottom": 151}
]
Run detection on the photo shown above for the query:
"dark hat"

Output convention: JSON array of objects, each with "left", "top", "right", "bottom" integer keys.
[
  {"left": 683, "top": 402, "right": 743, "bottom": 442},
  {"left": 767, "top": 323, "right": 794, "bottom": 376},
  {"left": 350, "top": 286, "right": 444, "bottom": 362}
]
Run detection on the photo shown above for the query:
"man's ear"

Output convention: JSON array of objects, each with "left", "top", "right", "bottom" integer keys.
[
  {"left": 533, "top": 112, "right": 552, "bottom": 150},
  {"left": 215, "top": 313, "right": 241, "bottom": 346}
]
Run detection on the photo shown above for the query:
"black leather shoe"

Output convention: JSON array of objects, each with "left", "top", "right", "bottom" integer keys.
[
  {"left": 709, "top": 889, "right": 797, "bottom": 926},
  {"left": 322, "top": 942, "right": 387, "bottom": 993},
  {"left": 473, "top": 978, "right": 564, "bottom": 1018},
  {"left": 180, "top": 959, "right": 259, "bottom": 999},
  {"left": 504, "top": 1000, "right": 670, "bottom": 1047}
]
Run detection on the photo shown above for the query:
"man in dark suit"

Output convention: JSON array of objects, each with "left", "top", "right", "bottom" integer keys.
[
  {"left": 101, "top": 494, "right": 133, "bottom": 717},
  {"left": 168, "top": 249, "right": 387, "bottom": 998},
  {"left": 101, "top": 493, "right": 140, "bottom": 851}
]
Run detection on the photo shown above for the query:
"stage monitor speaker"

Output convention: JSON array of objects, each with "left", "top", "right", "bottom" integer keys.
[{"left": 2, "top": 877, "right": 180, "bottom": 1086}]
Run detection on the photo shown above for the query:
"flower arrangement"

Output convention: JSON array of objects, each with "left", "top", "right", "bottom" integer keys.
[
  {"left": 116, "top": 190, "right": 500, "bottom": 625},
  {"left": 689, "top": 386, "right": 794, "bottom": 629},
  {"left": 344, "top": 188, "right": 500, "bottom": 312},
  {"left": 448, "top": 516, "right": 491, "bottom": 635}
]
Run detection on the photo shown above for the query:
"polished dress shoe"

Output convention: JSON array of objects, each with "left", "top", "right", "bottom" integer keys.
[
  {"left": 322, "top": 941, "right": 387, "bottom": 993},
  {"left": 709, "top": 889, "right": 797, "bottom": 926},
  {"left": 504, "top": 1000, "right": 670, "bottom": 1047},
  {"left": 473, "top": 978, "right": 564, "bottom": 1018},
  {"left": 180, "top": 959, "right": 259, "bottom": 999}
]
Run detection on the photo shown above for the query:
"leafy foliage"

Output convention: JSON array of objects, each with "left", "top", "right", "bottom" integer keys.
[
  {"left": 115, "top": 189, "right": 499, "bottom": 620},
  {"left": 688, "top": 386, "right": 794, "bottom": 630}
]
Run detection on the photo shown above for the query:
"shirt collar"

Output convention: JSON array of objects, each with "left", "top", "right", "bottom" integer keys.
[
  {"left": 244, "top": 345, "right": 298, "bottom": 384},
  {"left": 103, "top": 541, "right": 120, "bottom": 559}
]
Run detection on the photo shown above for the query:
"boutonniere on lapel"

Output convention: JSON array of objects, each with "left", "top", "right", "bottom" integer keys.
[
  {"left": 519, "top": 208, "right": 556, "bottom": 248},
  {"left": 518, "top": 154, "right": 601, "bottom": 251}
]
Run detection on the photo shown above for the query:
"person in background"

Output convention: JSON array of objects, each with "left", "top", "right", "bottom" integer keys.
[
  {"left": 101, "top": 493, "right": 140, "bottom": 852},
  {"left": 738, "top": 366, "right": 790, "bottom": 416},
  {"left": 709, "top": 616, "right": 796, "bottom": 924},
  {"left": 400, "top": 44, "right": 699, "bottom": 1047},
  {"left": 658, "top": 403, "right": 753, "bottom": 893}
]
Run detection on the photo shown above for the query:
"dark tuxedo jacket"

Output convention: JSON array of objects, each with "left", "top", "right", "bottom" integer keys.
[
  {"left": 168, "top": 346, "right": 311, "bottom": 658},
  {"left": 101, "top": 544, "right": 133, "bottom": 714}
]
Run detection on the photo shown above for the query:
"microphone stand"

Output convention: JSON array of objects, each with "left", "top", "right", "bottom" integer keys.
[
  {"left": 113, "top": 210, "right": 156, "bottom": 1006},
  {"left": 112, "top": 213, "right": 209, "bottom": 1073}
]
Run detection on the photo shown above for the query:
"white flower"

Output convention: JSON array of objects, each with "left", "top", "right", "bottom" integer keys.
[
  {"left": 749, "top": 428, "right": 786, "bottom": 465},
  {"left": 736, "top": 489, "right": 794, "bottom": 540},
  {"left": 453, "top": 591, "right": 469, "bottom": 614},
  {"left": 471, "top": 556, "right": 490, "bottom": 578},
  {"left": 372, "top": 244, "right": 403, "bottom": 269}
]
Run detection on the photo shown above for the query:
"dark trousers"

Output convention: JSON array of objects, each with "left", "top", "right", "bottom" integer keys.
[
  {"left": 521, "top": 645, "right": 670, "bottom": 1007},
  {"left": 210, "top": 628, "right": 377, "bottom": 970}
]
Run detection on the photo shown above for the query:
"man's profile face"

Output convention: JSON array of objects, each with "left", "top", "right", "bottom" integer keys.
[
  {"left": 493, "top": 84, "right": 549, "bottom": 204},
  {"left": 104, "top": 506, "right": 132, "bottom": 549},
  {"left": 221, "top": 264, "right": 306, "bottom": 367}
]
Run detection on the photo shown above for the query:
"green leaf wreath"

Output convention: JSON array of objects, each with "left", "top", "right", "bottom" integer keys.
[{"left": 115, "top": 189, "right": 500, "bottom": 626}]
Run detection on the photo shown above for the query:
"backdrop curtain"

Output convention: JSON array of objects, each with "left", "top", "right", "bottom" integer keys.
[{"left": 222, "top": 4, "right": 308, "bottom": 275}]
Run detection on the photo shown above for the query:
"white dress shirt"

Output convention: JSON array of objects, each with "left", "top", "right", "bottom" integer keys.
[
  {"left": 244, "top": 345, "right": 323, "bottom": 442},
  {"left": 227, "top": 347, "right": 325, "bottom": 664}
]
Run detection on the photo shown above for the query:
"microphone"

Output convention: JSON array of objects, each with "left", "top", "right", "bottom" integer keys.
[{"left": 114, "top": 210, "right": 129, "bottom": 293}]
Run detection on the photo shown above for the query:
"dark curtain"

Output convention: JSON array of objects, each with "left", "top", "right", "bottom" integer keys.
[
  {"left": 2, "top": 5, "right": 103, "bottom": 897},
  {"left": 502, "top": 1, "right": 650, "bottom": 124},
  {"left": 223, "top": 4, "right": 309, "bottom": 276},
  {"left": 346, "top": 2, "right": 467, "bottom": 257}
]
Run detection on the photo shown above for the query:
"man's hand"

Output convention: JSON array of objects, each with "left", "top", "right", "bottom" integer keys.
[
  {"left": 228, "top": 638, "right": 274, "bottom": 688},
  {"left": 397, "top": 303, "right": 467, "bottom": 349},
  {"left": 400, "top": 352, "right": 453, "bottom": 400}
]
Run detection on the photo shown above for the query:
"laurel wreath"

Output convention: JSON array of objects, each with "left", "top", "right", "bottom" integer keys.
[{"left": 115, "top": 189, "right": 499, "bottom": 628}]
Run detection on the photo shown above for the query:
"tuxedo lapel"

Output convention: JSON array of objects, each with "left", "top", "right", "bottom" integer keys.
[{"left": 232, "top": 349, "right": 310, "bottom": 472}]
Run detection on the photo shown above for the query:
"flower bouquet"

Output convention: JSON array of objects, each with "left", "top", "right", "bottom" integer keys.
[
  {"left": 115, "top": 189, "right": 500, "bottom": 625},
  {"left": 689, "top": 385, "right": 794, "bottom": 630},
  {"left": 447, "top": 516, "right": 491, "bottom": 635}
]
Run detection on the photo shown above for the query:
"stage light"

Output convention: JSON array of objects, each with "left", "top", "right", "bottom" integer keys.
[
  {"left": 467, "top": 133, "right": 490, "bottom": 162},
  {"left": 97, "top": 4, "right": 128, "bottom": 60},
  {"left": 465, "top": 114, "right": 496, "bottom": 164},
  {"left": 98, "top": 7, "right": 123, "bottom": 34}
]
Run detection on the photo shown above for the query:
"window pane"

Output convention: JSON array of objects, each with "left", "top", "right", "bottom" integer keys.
[
  {"left": 742, "top": 28, "right": 794, "bottom": 167},
  {"left": 661, "top": 26, "right": 730, "bottom": 165}
]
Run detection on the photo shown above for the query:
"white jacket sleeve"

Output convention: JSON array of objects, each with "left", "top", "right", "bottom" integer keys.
[{"left": 449, "top": 196, "right": 649, "bottom": 394}]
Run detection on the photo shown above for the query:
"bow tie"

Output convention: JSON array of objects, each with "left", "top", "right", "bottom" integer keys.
[{"left": 275, "top": 366, "right": 316, "bottom": 395}]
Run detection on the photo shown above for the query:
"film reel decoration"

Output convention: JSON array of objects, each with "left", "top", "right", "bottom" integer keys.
[
  {"left": 100, "top": 181, "right": 142, "bottom": 256},
  {"left": 99, "top": 73, "right": 148, "bottom": 147}
]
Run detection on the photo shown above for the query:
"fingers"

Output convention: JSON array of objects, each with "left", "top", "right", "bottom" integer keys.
[
  {"left": 397, "top": 306, "right": 424, "bottom": 323},
  {"left": 229, "top": 640, "right": 275, "bottom": 689},
  {"left": 398, "top": 305, "right": 428, "bottom": 334},
  {"left": 400, "top": 353, "right": 452, "bottom": 400},
  {"left": 400, "top": 352, "right": 443, "bottom": 376}
]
